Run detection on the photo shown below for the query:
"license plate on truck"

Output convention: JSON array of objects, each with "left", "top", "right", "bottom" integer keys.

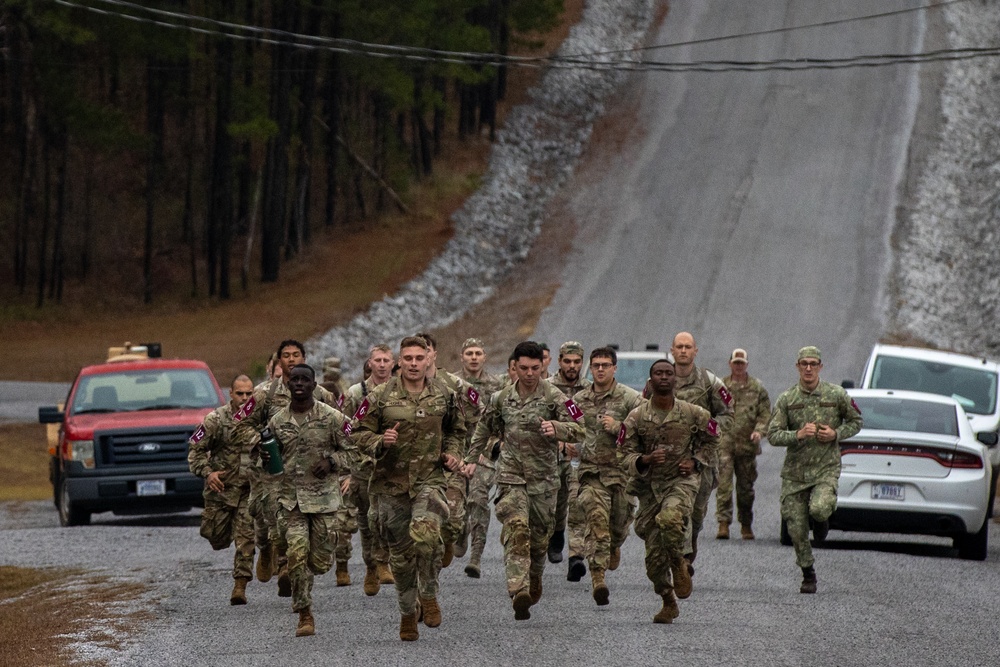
[
  {"left": 137, "top": 479, "right": 166, "bottom": 496},
  {"left": 871, "top": 482, "right": 904, "bottom": 501}
]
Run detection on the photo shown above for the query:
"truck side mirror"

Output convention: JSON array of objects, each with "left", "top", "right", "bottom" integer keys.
[{"left": 39, "top": 406, "right": 64, "bottom": 424}]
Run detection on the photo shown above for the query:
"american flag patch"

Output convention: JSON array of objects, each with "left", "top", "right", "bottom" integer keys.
[
  {"left": 233, "top": 395, "right": 257, "bottom": 422},
  {"left": 718, "top": 385, "right": 733, "bottom": 406},
  {"left": 851, "top": 398, "right": 862, "bottom": 414},
  {"left": 706, "top": 419, "right": 719, "bottom": 437},
  {"left": 189, "top": 425, "right": 206, "bottom": 444},
  {"left": 467, "top": 386, "right": 480, "bottom": 405},
  {"left": 565, "top": 399, "right": 584, "bottom": 422},
  {"left": 616, "top": 423, "right": 626, "bottom": 446},
  {"left": 352, "top": 398, "right": 370, "bottom": 421}
]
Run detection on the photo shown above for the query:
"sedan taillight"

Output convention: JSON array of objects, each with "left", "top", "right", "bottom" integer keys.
[{"left": 840, "top": 442, "right": 982, "bottom": 469}]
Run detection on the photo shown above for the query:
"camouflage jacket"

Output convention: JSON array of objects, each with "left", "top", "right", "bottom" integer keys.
[
  {"left": 267, "top": 401, "right": 354, "bottom": 514},
  {"left": 351, "top": 376, "right": 466, "bottom": 498},
  {"left": 235, "top": 377, "right": 338, "bottom": 458},
  {"left": 461, "top": 370, "right": 506, "bottom": 468},
  {"left": 619, "top": 399, "right": 719, "bottom": 499},
  {"left": 767, "top": 380, "right": 863, "bottom": 487},
  {"left": 187, "top": 401, "right": 259, "bottom": 507},
  {"left": 342, "top": 378, "right": 389, "bottom": 480},
  {"left": 721, "top": 374, "right": 772, "bottom": 456},
  {"left": 468, "top": 379, "right": 586, "bottom": 494},
  {"left": 432, "top": 368, "right": 483, "bottom": 454},
  {"left": 573, "top": 381, "right": 645, "bottom": 486},
  {"left": 549, "top": 370, "right": 591, "bottom": 461},
  {"left": 674, "top": 365, "right": 734, "bottom": 466}
]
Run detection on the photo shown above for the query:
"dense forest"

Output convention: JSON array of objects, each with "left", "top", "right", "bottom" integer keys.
[{"left": 0, "top": 0, "right": 563, "bottom": 306}]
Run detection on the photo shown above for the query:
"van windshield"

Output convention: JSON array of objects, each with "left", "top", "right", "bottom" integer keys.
[{"left": 870, "top": 356, "right": 997, "bottom": 416}]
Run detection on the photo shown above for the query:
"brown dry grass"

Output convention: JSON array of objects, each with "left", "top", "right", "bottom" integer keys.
[
  {"left": 0, "top": 423, "right": 51, "bottom": 501},
  {"left": 0, "top": 567, "right": 149, "bottom": 667}
]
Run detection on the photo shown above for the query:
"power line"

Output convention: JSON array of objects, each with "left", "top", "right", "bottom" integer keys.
[{"left": 51, "top": 0, "right": 1000, "bottom": 74}]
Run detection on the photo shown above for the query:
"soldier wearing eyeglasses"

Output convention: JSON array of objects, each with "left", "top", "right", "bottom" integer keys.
[{"left": 767, "top": 346, "right": 863, "bottom": 594}]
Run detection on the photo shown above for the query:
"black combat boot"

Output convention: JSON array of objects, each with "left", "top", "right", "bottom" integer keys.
[
  {"left": 800, "top": 566, "right": 817, "bottom": 594},
  {"left": 547, "top": 530, "right": 565, "bottom": 564}
]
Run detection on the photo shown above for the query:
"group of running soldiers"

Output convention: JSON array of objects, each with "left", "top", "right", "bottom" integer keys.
[{"left": 188, "top": 332, "right": 862, "bottom": 639}]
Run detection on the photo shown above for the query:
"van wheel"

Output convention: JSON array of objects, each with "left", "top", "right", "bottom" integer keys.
[
  {"left": 58, "top": 480, "right": 90, "bottom": 527},
  {"left": 779, "top": 518, "right": 792, "bottom": 546},
  {"left": 956, "top": 519, "right": 989, "bottom": 561}
]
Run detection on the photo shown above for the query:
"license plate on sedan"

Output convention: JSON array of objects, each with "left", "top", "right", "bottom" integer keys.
[
  {"left": 137, "top": 479, "right": 166, "bottom": 496},
  {"left": 871, "top": 482, "right": 905, "bottom": 501}
]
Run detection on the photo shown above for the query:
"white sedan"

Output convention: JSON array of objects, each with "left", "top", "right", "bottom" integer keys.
[{"left": 830, "top": 389, "right": 993, "bottom": 560}]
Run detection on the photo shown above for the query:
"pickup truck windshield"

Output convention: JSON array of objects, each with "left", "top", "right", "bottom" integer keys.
[
  {"left": 71, "top": 369, "right": 220, "bottom": 414},
  {"left": 871, "top": 356, "right": 998, "bottom": 416}
]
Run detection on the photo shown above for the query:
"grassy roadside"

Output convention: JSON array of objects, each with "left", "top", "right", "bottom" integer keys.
[{"left": 0, "top": 423, "right": 52, "bottom": 501}]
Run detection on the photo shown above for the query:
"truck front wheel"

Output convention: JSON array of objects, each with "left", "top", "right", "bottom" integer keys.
[{"left": 58, "top": 480, "right": 90, "bottom": 527}]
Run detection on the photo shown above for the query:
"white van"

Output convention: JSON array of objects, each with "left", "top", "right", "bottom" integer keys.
[{"left": 855, "top": 344, "right": 1000, "bottom": 512}]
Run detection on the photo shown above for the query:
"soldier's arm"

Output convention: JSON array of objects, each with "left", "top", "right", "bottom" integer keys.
[
  {"left": 766, "top": 394, "right": 798, "bottom": 448},
  {"left": 232, "top": 387, "right": 268, "bottom": 444},
  {"left": 442, "top": 392, "right": 468, "bottom": 461},
  {"left": 691, "top": 406, "right": 719, "bottom": 468},
  {"left": 551, "top": 391, "right": 586, "bottom": 443},
  {"left": 350, "top": 389, "right": 387, "bottom": 458},
  {"left": 836, "top": 389, "right": 864, "bottom": 442},
  {"left": 330, "top": 411, "right": 358, "bottom": 473},
  {"left": 709, "top": 376, "right": 735, "bottom": 432},
  {"left": 617, "top": 409, "right": 647, "bottom": 476},
  {"left": 186, "top": 412, "right": 218, "bottom": 478},
  {"left": 753, "top": 385, "right": 773, "bottom": 437},
  {"left": 466, "top": 395, "right": 500, "bottom": 464}
]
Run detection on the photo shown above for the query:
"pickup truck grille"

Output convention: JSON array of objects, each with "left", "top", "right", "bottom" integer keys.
[{"left": 95, "top": 427, "right": 194, "bottom": 467}]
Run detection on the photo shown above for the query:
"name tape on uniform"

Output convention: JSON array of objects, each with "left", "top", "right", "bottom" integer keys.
[
  {"left": 706, "top": 418, "right": 719, "bottom": 437},
  {"left": 342, "top": 420, "right": 353, "bottom": 436},
  {"left": 467, "top": 386, "right": 480, "bottom": 405},
  {"left": 565, "top": 399, "right": 584, "bottom": 422},
  {"left": 352, "top": 398, "right": 370, "bottom": 422}
]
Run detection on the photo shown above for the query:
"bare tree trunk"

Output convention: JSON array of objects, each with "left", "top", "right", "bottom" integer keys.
[
  {"left": 48, "top": 130, "right": 68, "bottom": 302},
  {"left": 242, "top": 169, "right": 263, "bottom": 291},
  {"left": 36, "top": 130, "right": 51, "bottom": 308}
]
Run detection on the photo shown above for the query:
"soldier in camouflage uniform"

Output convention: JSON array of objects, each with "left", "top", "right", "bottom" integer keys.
[
  {"left": 671, "top": 332, "right": 734, "bottom": 573},
  {"left": 466, "top": 341, "right": 585, "bottom": 621},
  {"left": 457, "top": 338, "right": 505, "bottom": 577},
  {"left": 342, "top": 344, "right": 395, "bottom": 595},
  {"left": 235, "top": 340, "right": 339, "bottom": 597},
  {"left": 352, "top": 336, "right": 467, "bottom": 642},
  {"left": 188, "top": 375, "right": 260, "bottom": 606},
  {"left": 619, "top": 357, "right": 719, "bottom": 623},
  {"left": 416, "top": 332, "right": 479, "bottom": 570},
  {"left": 767, "top": 346, "right": 862, "bottom": 594},
  {"left": 573, "top": 347, "right": 645, "bottom": 605},
  {"left": 547, "top": 341, "right": 592, "bottom": 582},
  {"left": 264, "top": 364, "right": 354, "bottom": 637},
  {"left": 716, "top": 348, "right": 772, "bottom": 540}
]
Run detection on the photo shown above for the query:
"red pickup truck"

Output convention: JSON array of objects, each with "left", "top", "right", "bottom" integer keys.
[{"left": 39, "top": 343, "right": 224, "bottom": 526}]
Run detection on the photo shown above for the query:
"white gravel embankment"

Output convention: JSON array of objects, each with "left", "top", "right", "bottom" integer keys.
[
  {"left": 894, "top": 1, "right": 1000, "bottom": 355},
  {"left": 309, "top": 0, "right": 656, "bottom": 373}
]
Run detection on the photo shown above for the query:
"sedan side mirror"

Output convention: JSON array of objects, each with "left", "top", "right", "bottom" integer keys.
[
  {"left": 976, "top": 431, "right": 999, "bottom": 447},
  {"left": 841, "top": 379, "right": 856, "bottom": 389}
]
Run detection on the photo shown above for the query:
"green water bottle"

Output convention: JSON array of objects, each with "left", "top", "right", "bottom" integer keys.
[{"left": 260, "top": 428, "right": 283, "bottom": 474}]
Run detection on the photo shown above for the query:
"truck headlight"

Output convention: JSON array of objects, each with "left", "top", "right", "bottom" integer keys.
[{"left": 69, "top": 440, "right": 95, "bottom": 469}]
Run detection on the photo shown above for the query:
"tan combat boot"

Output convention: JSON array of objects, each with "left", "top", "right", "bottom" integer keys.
[
  {"left": 608, "top": 547, "right": 621, "bottom": 571},
  {"left": 256, "top": 544, "right": 274, "bottom": 582},
  {"left": 441, "top": 542, "right": 455, "bottom": 568},
  {"left": 230, "top": 577, "right": 249, "bottom": 605},
  {"left": 419, "top": 596, "right": 441, "bottom": 627},
  {"left": 399, "top": 612, "right": 419, "bottom": 641},
  {"left": 335, "top": 560, "right": 351, "bottom": 587},
  {"left": 591, "top": 568, "right": 610, "bottom": 606},
  {"left": 671, "top": 556, "right": 693, "bottom": 600},
  {"left": 295, "top": 608, "right": 315, "bottom": 637},
  {"left": 277, "top": 564, "right": 292, "bottom": 598},
  {"left": 363, "top": 565, "right": 380, "bottom": 596},
  {"left": 512, "top": 590, "right": 532, "bottom": 621},
  {"left": 653, "top": 592, "right": 679, "bottom": 624},
  {"left": 529, "top": 573, "right": 543, "bottom": 605},
  {"left": 376, "top": 562, "right": 394, "bottom": 584},
  {"left": 716, "top": 521, "right": 730, "bottom": 540},
  {"left": 741, "top": 524, "right": 755, "bottom": 540}
]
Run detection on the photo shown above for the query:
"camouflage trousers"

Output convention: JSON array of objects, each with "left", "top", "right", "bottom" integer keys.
[
  {"left": 353, "top": 475, "right": 389, "bottom": 568},
  {"left": 440, "top": 470, "right": 468, "bottom": 547},
  {"left": 715, "top": 449, "right": 758, "bottom": 526},
  {"left": 577, "top": 474, "right": 633, "bottom": 571},
  {"left": 781, "top": 481, "right": 838, "bottom": 568},
  {"left": 494, "top": 484, "right": 557, "bottom": 597},
  {"left": 633, "top": 474, "right": 700, "bottom": 596},
  {"left": 371, "top": 487, "right": 449, "bottom": 616},
  {"left": 199, "top": 482, "right": 255, "bottom": 580},
  {"left": 465, "top": 460, "right": 497, "bottom": 561},
  {"left": 684, "top": 465, "right": 718, "bottom": 555},
  {"left": 250, "top": 474, "right": 287, "bottom": 571},
  {"left": 554, "top": 459, "right": 586, "bottom": 558},
  {"left": 276, "top": 505, "right": 337, "bottom": 612},
  {"left": 334, "top": 478, "right": 359, "bottom": 564}
]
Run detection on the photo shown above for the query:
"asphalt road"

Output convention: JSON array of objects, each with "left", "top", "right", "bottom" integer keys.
[
  {"left": 533, "top": 0, "right": 925, "bottom": 394},
  {"left": 6, "top": 3, "right": 1000, "bottom": 667},
  {"left": 0, "top": 381, "right": 71, "bottom": 423}
]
